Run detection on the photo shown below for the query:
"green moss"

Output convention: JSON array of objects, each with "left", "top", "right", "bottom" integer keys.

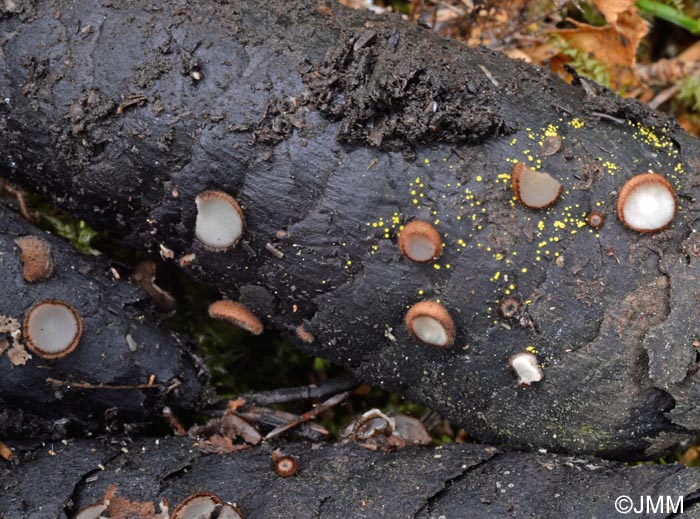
[
  {"left": 25, "top": 195, "right": 103, "bottom": 256},
  {"left": 677, "top": 74, "right": 700, "bottom": 111},
  {"left": 551, "top": 35, "right": 612, "bottom": 90}
]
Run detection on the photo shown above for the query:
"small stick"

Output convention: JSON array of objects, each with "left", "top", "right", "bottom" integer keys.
[
  {"left": 162, "top": 406, "right": 187, "bottom": 436},
  {"left": 264, "top": 391, "right": 351, "bottom": 440},
  {"left": 265, "top": 242, "right": 284, "bottom": 259},
  {"left": 240, "top": 375, "right": 358, "bottom": 406},
  {"left": 46, "top": 378, "right": 162, "bottom": 390},
  {"left": 0, "top": 179, "right": 39, "bottom": 223},
  {"left": 590, "top": 112, "right": 627, "bottom": 125}
]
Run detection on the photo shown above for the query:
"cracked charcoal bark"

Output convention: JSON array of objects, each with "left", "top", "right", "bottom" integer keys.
[
  {"left": 3, "top": 0, "right": 700, "bottom": 457},
  {"left": 2, "top": 436, "right": 700, "bottom": 519},
  {"left": 0, "top": 202, "right": 211, "bottom": 438}
]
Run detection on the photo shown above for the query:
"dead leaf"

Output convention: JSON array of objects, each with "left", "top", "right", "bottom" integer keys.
[
  {"left": 227, "top": 397, "right": 246, "bottom": 412},
  {"left": 190, "top": 413, "right": 262, "bottom": 447},
  {"left": 101, "top": 485, "right": 169, "bottom": 519},
  {"left": 594, "top": 0, "right": 637, "bottom": 27},
  {"left": 7, "top": 341, "right": 31, "bottom": 366},
  {"left": 550, "top": 20, "right": 643, "bottom": 91},
  {"left": 0, "top": 315, "right": 20, "bottom": 334},
  {"left": 523, "top": 3, "right": 649, "bottom": 94},
  {"left": 195, "top": 434, "right": 250, "bottom": 454}
]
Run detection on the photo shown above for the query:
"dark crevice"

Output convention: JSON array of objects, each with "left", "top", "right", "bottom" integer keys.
[
  {"left": 62, "top": 447, "right": 127, "bottom": 517},
  {"left": 412, "top": 450, "right": 501, "bottom": 518}
]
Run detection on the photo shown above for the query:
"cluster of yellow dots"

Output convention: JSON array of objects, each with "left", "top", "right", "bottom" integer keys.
[
  {"left": 600, "top": 160, "right": 618, "bottom": 176},
  {"left": 366, "top": 212, "right": 403, "bottom": 241},
  {"left": 569, "top": 117, "right": 585, "bottom": 129},
  {"left": 354, "top": 115, "right": 687, "bottom": 330},
  {"left": 628, "top": 121, "right": 686, "bottom": 195},
  {"left": 630, "top": 120, "right": 676, "bottom": 155}
]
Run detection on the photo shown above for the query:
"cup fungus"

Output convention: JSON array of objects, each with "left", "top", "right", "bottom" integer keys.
[
  {"left": 219, "top": 504, "right": 246, "bottom": 519},
  {"left": 405, "top": 301, "right": 455, "bottom": 348},
  {"left": 195, "top": 190, "right": 245, "bottom": 250},
  {"left": 508, "top": 352, "right": 543, "bottom": 387},
  {"left": 171, "top": 492, "right": 222, "bottom": 519},
  {"left": 75, "top": 501, "right": 109, "bottom": 519},
  {"left": 208, "top": 300, "right": 264, "bottom": 335},
  {"left": 498, "top": 296, "right": 521, "bottom": 319},
  {"left": 272, "top": 449, "right": 299, "bottom": 478},
  {"left": 15, "top": 235, "right": 54, "bottom": 283},
  {"left": 586, "top": 211, "right": 605, "bottom": 230},
  {"left": 398, "top": 220, "right": 443, "bottom": 263},
  {"left": 23, "top": 300, "right": 82, "bottom": 359},
  {"left": 511, "top": 163, "right": 563, "bottom": 209},
  {"left": 617, "top": 173, "right": 676, "bottom": 233}
]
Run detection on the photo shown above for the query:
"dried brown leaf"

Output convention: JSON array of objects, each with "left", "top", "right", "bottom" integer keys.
[
  {"left": 594, "top": 0, "right": 637, "bottom": 27},
  {"left": 101, "top": 484, "right": 169, "bottom": 519},
  {"left": 195, "top": 434, "right": 250, "bottom": 454},
  {"left": 7, "top": 341, "right": 31, "bottom": 366}
]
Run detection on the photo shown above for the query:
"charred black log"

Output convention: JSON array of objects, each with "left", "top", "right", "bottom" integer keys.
[
  {"left": 2, "top": 435, "right": 700, "bottom": 519},
  {"left": 3, "top": 0, "right": 700, "bottom": 457},
  {"left": 0, "top": 202, "right": 212, "bottom": 438}
]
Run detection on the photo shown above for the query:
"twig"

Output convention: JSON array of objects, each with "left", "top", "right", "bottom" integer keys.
[
  {"left": 265, "top": 242, "right": 284, "bottom": 259},
  {"left": 590, "top": 112, "right": 627, "bottom": 125},
  {"left": 162, "top": 406, "right": 187, "bottom": 436},
  {"left": 239, "top": 375, "right": 358, "bottom": 406},
  {"left": 46, "top": 378, "right": 162, "bottom": 390},
  {"left": 237, "top": 407, "right": 329, "bottom": 436},
  {"left": 649, "top": 85, "right": 679, "bottom": 110},
  {"left": 0, "top": 179, "right": 39, "bottom": 223},
  {"left": 264, "top": 390, "right": 351, "bottom": 440}
]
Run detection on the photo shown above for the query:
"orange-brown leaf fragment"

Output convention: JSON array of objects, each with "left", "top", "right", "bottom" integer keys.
[
  {"left": 524, "top": 5, "right": 648, "bottom": 93},
  {"left": 7, "top": 341, "right": 31, "bottom": 366},
  {"left": 101, "top": 485, "right": 167, "bottom": 519},
  {"left": 195, "top": 434, "right": 250, "bottom": 454},
  {"left": 15, "top": 236, "right": 54, "bottom": 283}
]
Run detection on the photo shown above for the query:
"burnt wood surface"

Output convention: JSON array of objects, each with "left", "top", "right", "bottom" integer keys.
[
  {"left": 0, "top": 202, "right": 211, "bottom": 439},
  {"left": 3, "top": 436, "right": 700, "bottom": 519},
  {"left": 3, "top": 0, "right": 700, "bottom": 457}
]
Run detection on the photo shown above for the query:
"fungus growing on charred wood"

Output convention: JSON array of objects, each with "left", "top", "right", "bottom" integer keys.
[
  {"left": 398, "top": 220, "right": 443, "bottom": 263},
  {"left": 511, "top": 163, "right": 563, "bottom": 209},
  {"left": 209, "top": 300, "right": 263, "bottom": 335},
  {"left": 171, "top": 492, "right": 222, "bottom": 519},
  {"left": 131, "top": 261, "right": 176, "bottom": 311},
  {"left": 586, "top": 211, "right": 605, "bottom": 230},
  {"left": 23, "top": 300, "right": 82, "bottom": 359},
  {"left": 219, "top": 504, "right": 246, "bottom": 519},
  {"left": 195, "top": 190, "right": 245, "bottom": 250},
  {"left": 272, "top": 449, "right": 299, "bottom": 478},
  {"left": 508, "top": 352, "right": 543, "bottom": 386},
  {"left": 405, "top": 301, "right": 455, "bottom": 348},
  {"left": 75, "top": 501, "right": 109, "bottom": 519},
  {"left": 498, "top": 296, "right": 521, "bottom": 319},
  {"left": 15, "top": 236, "right": 54, "bottom": 283},
  {"left": 616, "top": 173, "right": 676, "bottom": 232}
]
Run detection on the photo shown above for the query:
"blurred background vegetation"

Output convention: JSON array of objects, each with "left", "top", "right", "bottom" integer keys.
[{"left": 342, "top": 0, "right": 700, "bottom": 135}]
